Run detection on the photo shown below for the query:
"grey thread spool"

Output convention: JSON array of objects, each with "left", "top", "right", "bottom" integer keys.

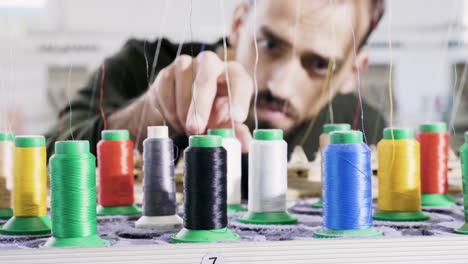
[
  {"left": 143, "top": 137, "right": 175, "bottom": 216},
  {"left": 135, "top": 126, "right": 182, "bottom": 230}
]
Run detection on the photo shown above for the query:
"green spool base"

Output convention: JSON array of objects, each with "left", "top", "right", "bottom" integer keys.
[
  {"left": 237, "top": 212, "right": 298, "bottom": 225},
  {"left": 0, "top": 216, "right": 51, "bottom": 235},
  {"left": 227, "top": 204, "right": 247, "bottom": 213},
  {"left": 0, "top": 208, "right": 13, "bottom": 220},
  {"left": 97, "top": 204, "right": 141, "bottom": 216},
  {"left": 313, "top": 227, "right": 383, "bottom": 238},
  {"left": 373, "top": 210, "right": 430, "bottom": 222},
  {"left": 311, "top": 199, "right": 323, "bottom": 209},
  {"left": 42, "top": 235, "right": 109, "bottom": 248},
  {"left": 454, "top": 223, "right": 468, "bottom": 235},
  {"left": 421, "top": 194, "right": 458, "bottom": 207},
  {"left": 171, "top": 227, "right": 240, "bottom": 243}
]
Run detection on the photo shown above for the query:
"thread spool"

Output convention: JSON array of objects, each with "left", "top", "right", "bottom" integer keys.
[
  {"left": 97, "top": 130, "right": 141, "bottom": 216},
  {"left": 207, "top": 129, "right": 245, "bottom": 213},
  {"left": 44, "top": 141, "right": 108, "bottom": 247},
  {"left": 314, "top": 131, "right": 382, "bottom": 238},
  {"left": 312, "top": 124, "right": 351, "bottom": 209},
  {"left": 0, "top": 132, "right": 14, "bottom": 219},
  {"left": 417, "top": 123, "right": 457, "bottom": 207},
  {"left": 238, "top": 129, "right": 298, "bottom": 225},
  {"left": 373, "top": 128, "right": 429, "bottom": 221},
  {"left": 455, "top": 132, "right": 468, "bottom": 234},
  {"left": 135, "top": 126, "right": 182, "bottom": 230},
  {"left": 0, "top": 136, "right": 51, "bottom": 235},
  {"left": 171, "top": 135, "right": 239, "bottom": 243}
]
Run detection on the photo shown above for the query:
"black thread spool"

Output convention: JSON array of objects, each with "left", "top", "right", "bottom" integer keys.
[
  {"left": 171, "top": 135, "right": 239, "bottom": 243},
  {"left": 135, "top": 126, "right": 182, "bottom": 230}
]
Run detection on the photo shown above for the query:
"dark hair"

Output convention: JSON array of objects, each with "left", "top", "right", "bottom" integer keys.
[
  {"left": 247, "top": 0, "right": 385, "bottom": 49},
  {"left": 360, "top": 0, "right": 385, "bottom": 49}
]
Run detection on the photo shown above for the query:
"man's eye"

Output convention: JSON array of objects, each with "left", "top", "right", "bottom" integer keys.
[
  {"left": 303, "top": 57, "right": 331, "bottom": 76},
  {"left": 258, "top": 39, "right": 282, "bottom": 56},
  {"left": 312, "top": 58, "right": 328, "bottom": 70}
]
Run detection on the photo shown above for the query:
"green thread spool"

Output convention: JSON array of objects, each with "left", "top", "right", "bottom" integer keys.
[
  {"left": 455, "top": 132, "right": 468, "bottom": 234},
  {"left": 44, "top": 141, "right": 108, "bottom": 247}
]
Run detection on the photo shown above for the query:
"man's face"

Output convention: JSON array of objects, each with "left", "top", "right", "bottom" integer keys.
[{"left": 231, "top": 0, "right": 371, "bottom": 132}]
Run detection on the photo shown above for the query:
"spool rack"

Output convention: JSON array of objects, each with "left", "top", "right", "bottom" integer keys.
[{"left": 0, "top": 236, "right": 467, "bottom": 263}]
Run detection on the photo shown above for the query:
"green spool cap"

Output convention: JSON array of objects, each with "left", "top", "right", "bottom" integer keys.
[
  {"left": 0, "top": 208, "right": 13, "bottom": 220},
  {"left": 456, "top": 135, "right": 468, "bottom": 234},
  {"left": 383, "top": 128, "right": 414, "bottom": 140},
  {"left": 97, "top": 205, "right": 141, "bottom": 216},
  {"left": 55, "top": 140, "right": 90, "bottom": 154},
  {"left": 171, "top": 227, "right": 240, "bottom": 243},
  {"left": 207, "top": 128, "right": 234, "bottom": 138},
  {"left": 0, "top": 216, "right": 51, "bottom": 235},
  {"left": 0, "top": 132, "right": 14, "bottom": 141},
  {"left": 373, "top": 210, "right": 429, "bottom": 222},
  {"left": 330, "top": 131, "right": 363, "bottom": 144},
  {"left": 101, "top": 130, "right": 130, "bottom": 141},
  {"left": 189, "top": 135, "right": 222, "bottom": 148},
  {"left": 313, "top": 227, "right": 383, "bottom": 238},
  {"left": 323, "top": 123, "right": 351, "bottom": 134},
  {"left": 43, "top": 235, "right": 109, "bottom": 248},
  {"left": 455, "top": 223, "right": 468, "bottom": 234},
  {"left": 253, "top": 129, "right": 283, "bottom": 141},
  {"left": 419, "top": 122, "right": 447, "bottom": 133},
  {"left": 421, "top": 193, "right": 458, "bottom": 207},
  {"left": 15, "top": 135, "right": 46, "bottom": 148},
  {"left": 237, "top": 212, "right": 298, "bottom": 225},
  {"left": 311, "top": 199, "right": 323, "bottom": 209},
  {"left": 227, "top": 204, "right": 247, "bottom": 213}
]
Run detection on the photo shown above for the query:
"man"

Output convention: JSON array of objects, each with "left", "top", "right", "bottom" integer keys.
[{"left": 46, "top": 0, "right": 385, "bottom": 161}]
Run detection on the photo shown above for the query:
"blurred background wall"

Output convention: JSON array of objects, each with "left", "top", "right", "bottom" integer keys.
[{"left": 0, "top": 0, "right": 467, "bottom": 146}]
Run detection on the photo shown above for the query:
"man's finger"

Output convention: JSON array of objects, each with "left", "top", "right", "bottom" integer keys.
[
  {"left": 174, "top": 55, "right": 194, "bottom": 126},
  {"left": 186, "top": 51, "right": 224, "bottom": 134},
  {"left": 153, "top": 65, "right": 184, "bottom": 133},
  {"left": 234, "top": 123, "right": 252, "bottom": 153},
  {"left": 221, "top": 61, "right": 254, "bottom": 123}
]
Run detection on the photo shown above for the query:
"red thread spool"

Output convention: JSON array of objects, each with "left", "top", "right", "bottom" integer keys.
[
  {"left": 417, "top": 123, "right": 456, "bottom": 207},
  {"left": 97, "top": 130, "right": 141, "bottom": 215}
]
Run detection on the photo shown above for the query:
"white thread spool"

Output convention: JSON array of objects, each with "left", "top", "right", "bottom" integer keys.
[
  {"left": 135, "top": 126, "right": 182, "bottom": 230},
  {"left": 207, "top": 129, "right": 244, "bottom": 212},
  {"left": 0, "top": 132, "right": 14, "bottom": 217},
  {"left": 238, "top": 129, "right": 297, "bottom": 225}
]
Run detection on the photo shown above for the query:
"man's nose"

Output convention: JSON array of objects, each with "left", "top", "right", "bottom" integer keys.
[{"left": 267, "top": 58, "right": 304, "bottom": 99}]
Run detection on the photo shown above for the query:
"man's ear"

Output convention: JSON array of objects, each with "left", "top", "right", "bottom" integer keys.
[
  {"left": 338, "top": 50, "right": 369, "bottom": 94},
  {"left": 229, "top": 2, "right": 249, "bottom": 49}
]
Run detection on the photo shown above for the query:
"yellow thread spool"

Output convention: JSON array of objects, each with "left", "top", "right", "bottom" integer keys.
[
  {"left": 0, "top": 132, "right": 15, "bottom": 219},
  {"left": 374, "top": 128, "right": 429, "bottom": 221},
  {"left": 0, "top": 136, "right": 51, "bottom": 235},
  {"left": 14, "top": 144, "right": 47, "bottom": 216}
]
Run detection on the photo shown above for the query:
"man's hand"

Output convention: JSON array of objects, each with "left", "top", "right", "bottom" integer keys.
[
  {"left": 109, "top": 51, "right": 254, "bottom": 152},
  {"left": 148, "top": 51, "right": 253, "bottom": 151}
]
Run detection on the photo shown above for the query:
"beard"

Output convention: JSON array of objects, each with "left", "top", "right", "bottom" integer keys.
[{"left": 245, "top": 90, "right": 300, "bottom": 133}]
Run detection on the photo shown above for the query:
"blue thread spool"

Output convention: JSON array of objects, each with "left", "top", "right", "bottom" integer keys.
[{"left": 314, "top": 131, "right": 382, "bottom": 238}]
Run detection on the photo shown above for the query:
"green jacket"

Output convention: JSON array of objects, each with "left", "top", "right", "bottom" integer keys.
[{"left": 45, "top": 38, "right": 386, "bottom": 160}]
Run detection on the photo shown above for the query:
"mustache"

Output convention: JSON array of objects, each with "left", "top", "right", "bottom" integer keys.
[{"left": 254, "top": 91, "right": 298, "bottom": 118}]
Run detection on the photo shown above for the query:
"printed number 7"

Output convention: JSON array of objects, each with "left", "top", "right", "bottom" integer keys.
[{"left": 208, "top": 257, "right": 217, "bottom": 264}]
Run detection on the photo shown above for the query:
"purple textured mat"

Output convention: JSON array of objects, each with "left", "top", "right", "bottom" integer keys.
[{"left": 0, "top": 196, "right": 465, "bottom": 249}]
